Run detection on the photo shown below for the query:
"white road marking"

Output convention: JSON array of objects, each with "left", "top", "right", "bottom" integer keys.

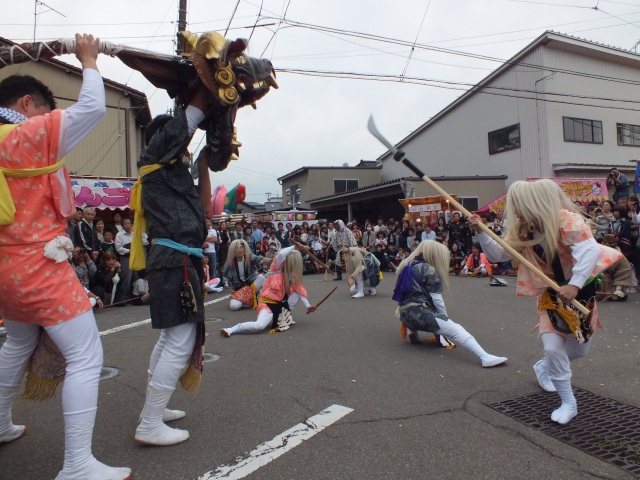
[
  {"left": 198, "top": 404, "right": 354, "bottom": 480},
  {"left": 99, "top": 294, "right": 230, "bottom": 336}
]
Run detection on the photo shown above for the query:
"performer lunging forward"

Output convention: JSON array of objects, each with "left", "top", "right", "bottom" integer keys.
[
  {"left": 0, "top": 35, "right": 131, "bottom": 480},
  {"left": 470, "top": 179, "right": 621, "bottom": 424},
  {"left": 394, "top": 240, "right": 508, "bottom": 368}
]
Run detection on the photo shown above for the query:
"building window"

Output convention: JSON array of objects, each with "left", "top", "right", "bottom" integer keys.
[
  {"left": 563, "top": 117, "right": 603, "bottom": 144},
  {"left": 616, "top": 123, "right": 640, "bottom": 146},
  {"left": 460, "top": 197, "right": 479, "bottom": 212},
  {"left": 488, "top": 124, "right": 521, "bottom": 155},
  {"left": 334, "top": 179, "right": 359, "bottom": 194}
]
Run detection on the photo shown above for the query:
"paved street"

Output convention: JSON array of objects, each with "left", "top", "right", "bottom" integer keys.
[{"left": 1, "top": 273, "right": 639, "bottom": 480}]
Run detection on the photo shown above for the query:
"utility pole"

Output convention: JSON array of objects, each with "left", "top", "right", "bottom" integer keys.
[{"left": 176, "top": 0, "right": 188, "bottom": 55}]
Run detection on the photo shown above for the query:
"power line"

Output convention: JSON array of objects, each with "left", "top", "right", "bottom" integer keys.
[{"left": 401, "top": 0, "right": 432, "bottom": 79}]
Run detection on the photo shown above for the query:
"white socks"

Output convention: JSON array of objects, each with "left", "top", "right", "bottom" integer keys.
[
  {"left": 461, "top": 338, "right": 508, "bottom": 368},
  {"left": 0, "top": 386, "right": 26, "bottom": 444},
  {"left": 533, "top": 359, "right": 556, "bottom": 392},
  {"left": 550, "top": 379, "right": 577, "bottom": 424},
  {"left": 56, "top": 409, "right": 131, "bottom": 480},
  {"left": 135, "top": 386, "right": 189, "bottom": 446}
]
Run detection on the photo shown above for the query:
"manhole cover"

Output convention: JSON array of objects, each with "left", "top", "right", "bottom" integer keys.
[
  {"left": 206, "top": 317, "right": 224, "bottom": 323},
  {"left": 100, "top": 366, "right": 121, "bottom": 381},
  {"left": 203, "top": 353, "right": 220, "bottom": 363},
  {"left": 488, "top": 387, "right": 640, "bottom": 478}
]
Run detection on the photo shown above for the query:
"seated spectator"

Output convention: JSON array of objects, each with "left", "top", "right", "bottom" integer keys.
[
  {"left": 84, "top": 287, "right": 103, "bottom": 309},
  {"left": 450, "top": 243, "right": 465, "bottom": 275},
  {"left": 132, "top": 269, "right": 150, "bottom": 305},
  {"left": 375, "top": 231, "right": 388, "bottom": 248},
  {"left": 91, "top": 252, "right": 126, "bottom": 306},
  {"left": 394, "top": 246, "right": 408, "bottom": 266},
  {"left": 310, "top": 234, "right": 324, "bottom": 257},
  {"left": 70, "top": 246, "right": 97, "bottom": 289},
  {"left": 421, "top": 224, "right": 436, "bottom": 241},
  {"left": 372, "top": 244, "right": 388, "bottom": 271},
  {"left": 462, "top": 243, "right": 491, "bottom": 277}
]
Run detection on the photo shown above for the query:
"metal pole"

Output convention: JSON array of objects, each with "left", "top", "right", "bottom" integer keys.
[{"left": 176, "top": 0, "right": 188, "bottom": 55}]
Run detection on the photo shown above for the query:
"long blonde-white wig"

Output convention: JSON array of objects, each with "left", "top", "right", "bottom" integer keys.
[
  {"left": 224, "top": 239, "right": 251, "bottom": 270},
  {"left": 345, "top": 247, "right": 368, "bottom": 278},
  {"left": 395, "top": 240, "right": 450, "bottom": 289},
  {"left": 503, "top": 179, "right": 581, "bottom": 266},
  {"left": 283, "top": 249, "right": 304, "bottom": 293}
]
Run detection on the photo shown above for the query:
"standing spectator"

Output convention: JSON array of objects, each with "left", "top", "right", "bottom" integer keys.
[
  {"left": 374, "top": 217, "right": 388, "bottom": 234},
  {"left": 74, "top": 207, "right": 100, "bottom": 261},
  {"left": 607, "top": 167, "right": 630, "bottom": 203},
  {"left": 447, "top": 212, "right": 463, "bottom": 251},
  {"left": 204, "top": 217, "right": 218, "bottom": 278},
  {"left": 99, "top": 229, "right": 117, "bottom": 259},
  {"left": 228, "top": 221, "right": 244, "bottom": 242},
  {"left": 276, "top": 222, "right": 290, "bottom": 248},
  {"left": 243, "top": 225, "right": 256, "bottom": 253},
  {"left": 217, "top": 220, "right": 230, "bottom": 277},
  {"left": 612, "top": 206, "right": 634, "bottom": 259},
  {"left": 70, "top": 246, "right": 97, "bottom": 289},
  {"left": 362, "top": 222, "right": 376, "bottom": 252},
  {"left": 111, "top": 210, "right": 124, "bottom": 234},
  {"left": 115, "top": 217, "right": 134, "bottom": 299},
  {"left": 66, "top": 206, "right": 83, "bottom": 238},
  {"left": 406, "top": 227, "right": 416, "bottom": 250},
  {"left": 251, "top": 220, "right": 264, "bottom": 246},
  {"left": 94, "top": 217, "right": 106, "bottom": 242},
  {"left": 435, "top": 216, "right": 448, "bottom": 245}
]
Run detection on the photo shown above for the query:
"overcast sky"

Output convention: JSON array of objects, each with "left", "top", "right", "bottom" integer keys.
[{"left": 3, "top": 0, "right": 640, "bottom": 202}]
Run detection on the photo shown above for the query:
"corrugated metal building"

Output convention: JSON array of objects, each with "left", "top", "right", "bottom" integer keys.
[
  {"left": 0, "top": 37, "right": 151, "bottom": 178},
  {"left": 379, "top": 31, "right": 640, "bottom": 185}
]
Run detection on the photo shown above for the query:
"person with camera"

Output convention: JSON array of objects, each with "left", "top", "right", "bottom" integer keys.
[
  {"left": 607, "top": 168, "right": 630, "bottom": 203},
  {"left": 70, "top": 246, "right": 97, "bottom": 289}
]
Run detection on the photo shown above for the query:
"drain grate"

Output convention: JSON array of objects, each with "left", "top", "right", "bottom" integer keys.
[{"left": 488, "top": 387, "right": 640, "bottom": 478}]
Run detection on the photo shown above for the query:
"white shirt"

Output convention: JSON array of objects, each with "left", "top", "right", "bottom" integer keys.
[
  {"left": 115, "top": 230, "right": 134, "bottom": 256},
  {"left": 205, "top": 228, "right": 218, "bottom": 253}
]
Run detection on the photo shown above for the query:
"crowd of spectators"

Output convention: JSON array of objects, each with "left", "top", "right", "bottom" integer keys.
[{"left": 67, "top": 193, "right": 639, "bottom": 305}]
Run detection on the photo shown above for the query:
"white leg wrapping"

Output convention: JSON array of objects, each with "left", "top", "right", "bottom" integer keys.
[
  {"left": 533, "top": 358, "right": 556, "bottom": 392},
  {"left": 136, "top": 324, "right": 195, "bottom": 446},
  {"left": 229, "top": 299, "right": 245, "bottom": 311},
  {"left": 0, "top": 320, "right": 39, "bottom": 443},
  {"left": 550, "top": 379, "right": 578, "bottom": 424},
  {"left": 351, "top": 273, "right": 365, "bottom": 298},
  {"left": 540, "top": 333, "right": 581, "bottom": 424},
  {"left": 435, "top": 318, "right": 507, "bottom": 367},
  {"left": 226, "top": 309, "right": 273, "bottom": 335},
  {"left": 46, "top": 311, "right": 131, "bottom": 480}
]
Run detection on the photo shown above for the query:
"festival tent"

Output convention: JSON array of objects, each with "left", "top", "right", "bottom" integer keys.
[{"left": 477, "top": 178, "right": 609, "bottom": 213}]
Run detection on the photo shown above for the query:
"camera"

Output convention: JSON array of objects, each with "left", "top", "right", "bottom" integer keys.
[{"left": 79, "top": 248, "right": 87, "bottom": 255}]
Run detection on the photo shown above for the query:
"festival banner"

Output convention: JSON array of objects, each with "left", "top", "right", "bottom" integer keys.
[
  {"left": 71, "top": 178, "right": 135, "bottom": 210},
  {"left": 478, "top": 178, "right": 609, "bottom": 213},
  {"left": 635, "top": 162, "right": 640, "bottom": 194}
]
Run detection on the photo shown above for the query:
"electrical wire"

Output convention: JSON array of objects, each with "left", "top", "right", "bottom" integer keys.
[
  {"left": 224, "top": 0, "right": 242, "bottom": 36},
  {"left": 401, "top": 0, "right": 432, "bottom": 79}
]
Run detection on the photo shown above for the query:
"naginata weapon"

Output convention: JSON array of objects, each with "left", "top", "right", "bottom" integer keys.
[
  {"left": 367, "top": 117, "right": 593, "bottom": 338},
  {"left": 0, "top": 32, "right": 278, "bottom": 172},
  {"left": 310, "top": 286, "right": 338, "bottom": 312}
]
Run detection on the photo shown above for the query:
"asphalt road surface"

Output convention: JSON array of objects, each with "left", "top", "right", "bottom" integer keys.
[{"left": 1, "top": 273, "right": 638, "bottom": 480}]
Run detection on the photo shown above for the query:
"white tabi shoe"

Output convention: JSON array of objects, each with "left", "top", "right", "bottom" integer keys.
[
  {"left": 533, "top": 359, "right": 556, "bottom": 392},
  {"left": 135, "top": 386, "right": 189, "bottom": 446}
]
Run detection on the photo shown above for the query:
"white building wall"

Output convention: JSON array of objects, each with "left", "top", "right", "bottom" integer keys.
[
  {"left": 539, "top": 46, "right": 640, "bottom": 168},
  {"left": 381, "top": 36, "right": 640, "bottom": 187}
]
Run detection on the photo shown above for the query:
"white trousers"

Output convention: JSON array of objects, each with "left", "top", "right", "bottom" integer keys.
[
  {"left": 229, "top": 309, "right": 273, "bottom": 334},
  {"left": 288, "top": 292, "right": 309, "bottom": 310},
  {"left": 148, "top": 323, "right": 197, "bottom": 391},
  {"left": 0, "top": 310, "right": 102, "bottom": 414},
  {"left": 540, "top": 332, "right": 591, "bottom": 382},
  {"left": 406, "top": 317, "right": 473, "bottom": 344}
]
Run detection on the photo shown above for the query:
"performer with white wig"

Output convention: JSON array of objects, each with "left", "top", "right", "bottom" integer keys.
[
  {"left": 345, "top": 247, "right": 381, "bottom": 298},
  {"left": 393, "top": 240, "right": 508, "bottom": 368},
  {"left": 470, "top": 179, "right": 622, "bottom": 424},
  {"left": 221, "top": 246, "right": 316, "bottom": 336},
  {"left": 222, "top": 239, "right": 271, "bottom": 310}
]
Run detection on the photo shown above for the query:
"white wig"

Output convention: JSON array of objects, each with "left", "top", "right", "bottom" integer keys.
[{"left": 395, "top": 240, "right": 450, "bottom": 290}]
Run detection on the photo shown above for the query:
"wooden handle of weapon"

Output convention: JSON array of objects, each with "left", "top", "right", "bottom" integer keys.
[
  {"left": 416, "top": 172, "right": 589, "bottom": 315},
  {"left": 292, "top": 239, "right": 333, "bottom": 274}
]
